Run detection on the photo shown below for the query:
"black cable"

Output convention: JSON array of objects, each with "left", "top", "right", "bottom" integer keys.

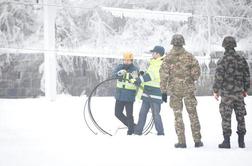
[
  {"left": 83, "top": 97, "right": 97, "bottom": 135},
  {"left": 143, "top": 116, "right": 154, "bottom": 135},
  {"left": 142, "top": 98, "right": 156, "bottom": 135},
  {"left": 83, "top": 77, "right": 156, "bottom": 136},
  {"left": 86, "top": 77, "right": 155, "bottom": 135},
  {"left": 87, "top": 78, "right": 116, "bottom": 136}
]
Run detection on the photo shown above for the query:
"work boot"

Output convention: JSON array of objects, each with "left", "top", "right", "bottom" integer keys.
[
  {"left": 127, "top": 130, "right": 134, "bottom": 135},
  {"left": 195, "top": 141, "right": 204, "bottom": 148},
  {"left": 157, "top": 132, "right": 165, "bottom": 136},
  {"left": 218, "top": 135, "right": 230, "bottom": 149},
  {"left": 238, "top": 133, "right": 245, "bottom": 148},
  {"left": 174, "top": 143, "right": 187, "bottom": 148},
  {"left": 127, "top": 123, "right": 136, "bottom": 135}
]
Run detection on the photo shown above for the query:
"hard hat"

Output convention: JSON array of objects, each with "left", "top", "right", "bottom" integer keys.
[{"left": 123, "top": 52, "right": 134, "bottom": 60}]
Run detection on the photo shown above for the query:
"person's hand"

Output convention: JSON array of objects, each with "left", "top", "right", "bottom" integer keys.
[
  {"left": 162, "top": 93, "right": 167, "bottom": 103},
  {"left": 138, "top": 71, "right": 145, "bottom": 76},
  {"left": 213, "top": 92, "right": 219, "bottom": 101},
  {"left": 130, "top": 71, "right": 138, "bottom": 79},
  {"left": 242, "top": 91, "right": 248, "bottom": 97},
  {"left": 117, "top": 69, "right": 127, "bottom": 76}
]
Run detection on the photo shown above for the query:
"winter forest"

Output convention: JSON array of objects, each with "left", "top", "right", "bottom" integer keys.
[
  {"left": 1, "top": 0, "right": 252, "bottom": 51},
  {"left": 0, "top": 0, "right": 252, "bottom": 97}
]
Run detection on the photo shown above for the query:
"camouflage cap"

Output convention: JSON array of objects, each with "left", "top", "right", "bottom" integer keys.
[
  {"left": 170, "top": 34, "right": 185, "bottom": 46},
  {"left": 222, "top": 36, "right": 237, "bottom": 48}
]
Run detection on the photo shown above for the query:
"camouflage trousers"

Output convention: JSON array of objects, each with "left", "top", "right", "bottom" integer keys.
[
  {"left": 220, "top": 95, "right": 247, "bottom": 136},
  {"left": 170, "top": 93, "right": 202, "bottom": 143}
]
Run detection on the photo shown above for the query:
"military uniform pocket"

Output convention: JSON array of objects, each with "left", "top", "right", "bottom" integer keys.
[{"left": 234, "top": 100, "right": 247, "bottom": 116}]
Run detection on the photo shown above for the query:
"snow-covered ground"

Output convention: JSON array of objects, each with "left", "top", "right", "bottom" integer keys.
[{"left": 0, "top": 96, "right": 252, "bottom": 166}]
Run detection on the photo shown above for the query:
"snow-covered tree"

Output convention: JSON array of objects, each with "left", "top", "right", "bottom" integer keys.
[{"left": 0, "top": 0, "right": 41, "bottom": 48}]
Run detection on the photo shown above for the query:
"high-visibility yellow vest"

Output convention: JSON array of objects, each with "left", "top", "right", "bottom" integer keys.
[
  {"left": 136, "top": 57, "right": 163, "bottom": 101},
  {"left": 144, "top": 57, "right": 163, "bottom": 88},
  {"left": 116, "top": 73, "right": 137, "bottom": 90}
]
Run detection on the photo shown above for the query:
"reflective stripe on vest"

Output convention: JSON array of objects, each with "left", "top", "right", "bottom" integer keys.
[
  {"left": 142, "top": 93, "right": 162, "bottom": 100},
  {"left": 144, "top": 81, "right": 160, "bottom": 88},
  {"left": 116, "top": 73, "right": 137, "bottom": 90}
]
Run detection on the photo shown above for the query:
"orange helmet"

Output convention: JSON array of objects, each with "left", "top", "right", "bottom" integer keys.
[{"left": 123, "top": 52, "right": 134, "bottom": 60}]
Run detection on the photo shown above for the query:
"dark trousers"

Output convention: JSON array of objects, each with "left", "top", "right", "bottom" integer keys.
[{"left": 115, "top": 100, "right": 134, "bottom": 134}]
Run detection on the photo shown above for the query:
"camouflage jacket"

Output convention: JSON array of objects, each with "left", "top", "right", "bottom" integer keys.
[
  {"left": 213, "top": 49, "right": 250, "bottom": 96},
  {"left": 160, "top": 47, "right": 201, "bottom": 95}
]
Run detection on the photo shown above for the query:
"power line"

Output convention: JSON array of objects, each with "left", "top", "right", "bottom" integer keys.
[
  {"left": 0, "top": 47, "right": 153, "bottom": 59},
  {"left": 6, "top": 1, "right": 96, "bottom": 10}
]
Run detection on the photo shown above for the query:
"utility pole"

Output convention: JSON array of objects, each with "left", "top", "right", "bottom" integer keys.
[
  {"left": 207, "top": 0, "right": 211, "bottom": 58},
  {"left": 43, "top": 0, "right": 57, "bottom": 101}
]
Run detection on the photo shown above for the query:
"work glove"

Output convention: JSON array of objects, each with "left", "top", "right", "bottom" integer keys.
[
  {"left": 138, "top": 71, "right": 145, "bottom": 76},
  {"left": 130, "top": 71, "right": 139, "bottom": 79},
  {"left": 117, "top": 69, "right": 127, "bottom": 77},
  {"left": 162, "top": 93, "right": 167, "bottom": 103}
]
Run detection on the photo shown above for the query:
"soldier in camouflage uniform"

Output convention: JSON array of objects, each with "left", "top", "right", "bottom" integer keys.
[
  {"left": 213, "top": 36, "right": 250, "bottom": 148},
  {"left": 160, "top": 34, "right": 203, "bottom": 148}
]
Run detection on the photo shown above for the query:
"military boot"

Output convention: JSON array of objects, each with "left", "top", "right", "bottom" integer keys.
[
  {"left": 175, "top": 143, "right": 187, "bottom": 148},
  {"left": 175, "top": 134, "right": 186, "bottom": 148},
  {"left": 238, "top": 133, "right": 245, "bottom": 148},
  {"left": 218, "top": 135, "right": 230, "bottom": 149},
  {"left": 195, "top": 141, "right": 204, "bottom": 148}
]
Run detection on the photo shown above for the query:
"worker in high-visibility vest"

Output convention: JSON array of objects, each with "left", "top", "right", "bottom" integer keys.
[
  {"left": 113, "top": 52, "right": 139, "bottom": 135},
  {"left": 133, "top": 46, "right": 166, "bottom": 135}
]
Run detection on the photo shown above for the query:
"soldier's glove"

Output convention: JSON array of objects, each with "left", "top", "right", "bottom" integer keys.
[
  {"left": 242, "top": 91, "right": 248, "bottom": 97},
  {"left": 213, "top": 92, "right": 219, "bottom": 101},
  {"left": 117, "top": 69, "right": 127, "bottom": 77},
  {"left": 138, "top": 71, "right": 145, "bottom": 76},
  {"left": 162, "top": 93, "right": 167, "bottom": 103}
]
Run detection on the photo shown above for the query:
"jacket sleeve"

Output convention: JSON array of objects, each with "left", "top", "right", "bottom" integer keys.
[
  {"left": 136, "top": 71, "right": 152, "bottom": 83},
  {"left": 243, "top": 58, "right": 250, "bottom": 92},
  {"left": 190, "top": 56, "right": 201, "bottom": 81},
  {"left": 213, "top": 59, "right": 224, "bottom": 93},
  {"left": 159, "top": 56, "right": 170, "bottom": 93},
  {"left": 135, "top": 63, "right": 157, "bottom": 84},
  {"left": 112, "top": 64, "right": 123, "bottom": 78}
]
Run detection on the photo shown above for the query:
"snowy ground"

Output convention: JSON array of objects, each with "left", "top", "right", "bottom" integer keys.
[{"left": 0, "top": 95, "right": 252, "bottom": 166}]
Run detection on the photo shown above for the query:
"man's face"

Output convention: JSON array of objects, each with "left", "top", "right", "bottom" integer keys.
[
  {"left": 152, "top": 52, "right": 160, "bottom": 59},
  {"left": 123, "top": 59, "right": 133, "bottom": 65}
]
